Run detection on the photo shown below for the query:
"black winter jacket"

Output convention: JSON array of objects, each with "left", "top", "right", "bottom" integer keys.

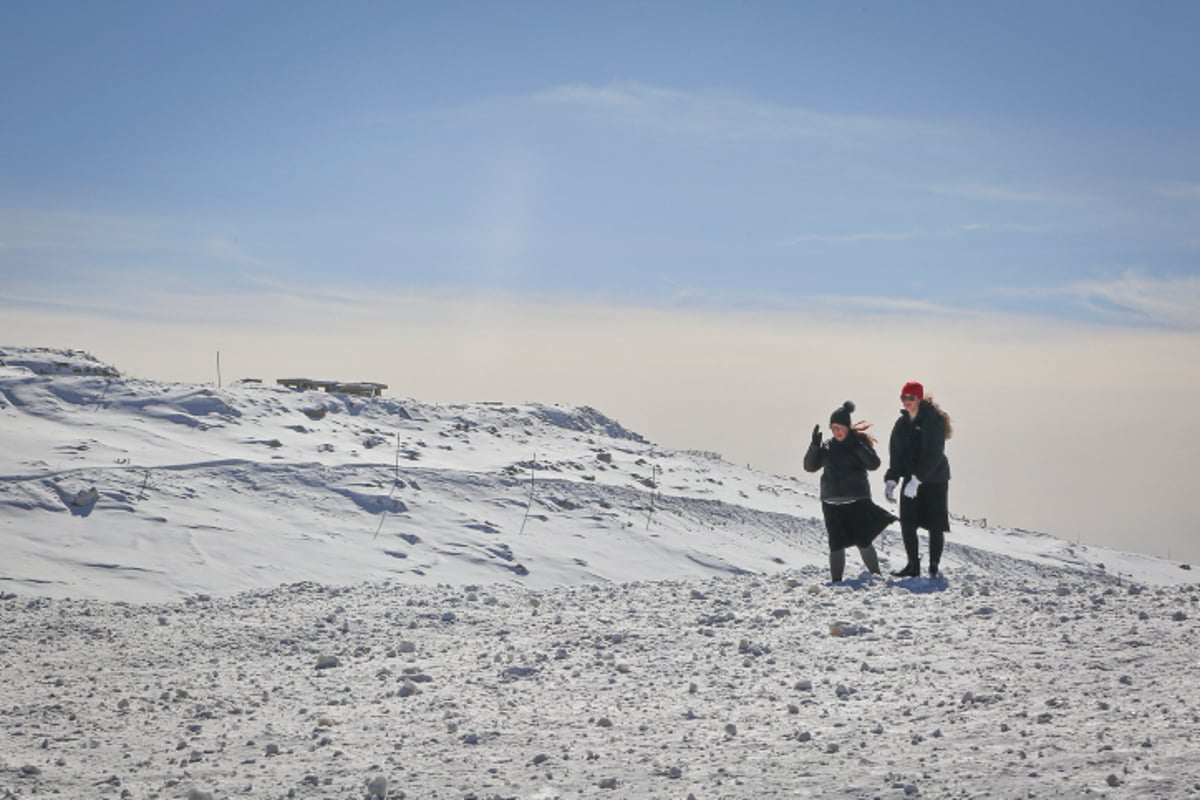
[
  {"left": 884, "top": 401, "right": 951, "bottom": 484},
  {"left": 803, "top": 431, "right": 882, "bottom": 501}
]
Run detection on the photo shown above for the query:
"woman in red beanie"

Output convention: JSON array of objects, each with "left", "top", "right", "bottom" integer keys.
[
  {"left": 804, "top": 400, "right": 897, "bottom": 582},
  {"left": 883, "top": 381, "right": 953, "bottom": 578}
]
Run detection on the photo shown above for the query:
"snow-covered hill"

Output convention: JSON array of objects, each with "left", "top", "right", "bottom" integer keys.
[
  {"left": 2, "top": 346, "right": 1198, "bottom": 799},
  {"left": 2, "top": 346, "right": 1190, "bottom": 602}
]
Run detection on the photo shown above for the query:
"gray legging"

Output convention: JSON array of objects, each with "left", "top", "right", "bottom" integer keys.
[{"left": 829, "top": 545, "right": 881, "bottom": 582}]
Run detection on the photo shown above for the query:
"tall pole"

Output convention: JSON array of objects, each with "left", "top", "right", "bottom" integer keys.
[{"left": 520, "top": 452, "right": 536, "bottom": 535}]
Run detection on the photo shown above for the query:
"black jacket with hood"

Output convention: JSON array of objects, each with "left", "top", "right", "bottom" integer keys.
[
  {"left": 804, "top": 431, "right": 882, "bottom": 501},
  {"left": 884, "top": 401, "right": 951, "bottom": 485}
]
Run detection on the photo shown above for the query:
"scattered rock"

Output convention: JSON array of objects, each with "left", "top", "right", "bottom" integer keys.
[
  {"left": 829, "top": 621, "right": 869, "bottom": 637},
  {"left": 366, "top": 774, "right": 388, "bottom": 798},
  {"left": 501, "top": 665, "right": 539, "bottom": 681}
]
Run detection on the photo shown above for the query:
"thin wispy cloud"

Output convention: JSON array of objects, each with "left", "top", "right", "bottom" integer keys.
[
  {"left": 994, "top": 269, "right": 1200, "bottom": 330},
  {"left": 954, "top": 222, "right": 1044, "bottom": 234},
  {"left": 637, "top": 276, "right": 993, "bottom": 320},
  {"left": 0, "top": 209, "right": 294, "bottom": 299},
  {"left": 782, "top": 230, "right": 928, "bottom": 246},
  {"left": 1154, "top": 181, "right": 1200, "bottom": 200},
  {"left": 1071, "top": 269, "right": 1200, "bottom": 329},
  {"left": 925, "top": 183, "right": 1092, "bottom": 207},
  {"left": 534, "top": 82, "right": 946, "bottom": 148},
  {"left": 14, "top": 252, "right": 1196, "bottom": 332},
  {"left": 782, "top": 223, "right": 1041, "bottom": 247},
  {"left": 0, "top": 208, "right": 157, "bottom": 255},
  {"left": 206, "top": 237, "right": 272, "bottom": 268}
]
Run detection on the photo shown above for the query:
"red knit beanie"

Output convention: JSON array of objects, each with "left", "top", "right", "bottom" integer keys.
[{"left": 901, "top": 381, "right": 924, "bottom": 400}]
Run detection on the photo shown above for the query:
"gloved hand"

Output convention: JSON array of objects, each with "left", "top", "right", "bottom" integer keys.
[
  {"left": 884, "top": 480, "right": 897, "bottom": 503},
  {"left": 811, "top": 425, "right": 822, "bottom": 447},
  {"left": 903, "top": 476, "right": 921, "bottom": 499}
]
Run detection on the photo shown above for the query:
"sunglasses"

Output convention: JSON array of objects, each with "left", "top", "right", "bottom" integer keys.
[{"left": 900, "top": 394, "right": 919, "bottom": 401}]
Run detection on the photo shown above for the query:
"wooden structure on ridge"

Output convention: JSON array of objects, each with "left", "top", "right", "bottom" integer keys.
[{"left": 276, "top": 378, "right": 388, "bottom": 398}]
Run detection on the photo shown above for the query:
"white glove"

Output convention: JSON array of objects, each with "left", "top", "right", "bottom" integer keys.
[
  {"left": 884, "top": 480, "right": 897, "bottom": 503},
  {"left": 903, "top": 476, "right": 921, "bottom": 499}
]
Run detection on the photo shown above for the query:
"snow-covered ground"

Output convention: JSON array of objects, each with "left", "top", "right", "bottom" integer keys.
[{"left": 2, "top": 346, "right": 1198, "bottom": 799}]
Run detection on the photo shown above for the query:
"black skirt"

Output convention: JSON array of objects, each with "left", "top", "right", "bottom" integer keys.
[
  {"left": 900, "top": 479, "right": 950, "bottom": 533},
  {"left": 822, "top": 499, "right": 897, "bottom": 550}
]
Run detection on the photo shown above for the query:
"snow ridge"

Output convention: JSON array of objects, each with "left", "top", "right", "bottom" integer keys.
[{"left": 1, "top": 345, "right": 1194, "bottom": 600}]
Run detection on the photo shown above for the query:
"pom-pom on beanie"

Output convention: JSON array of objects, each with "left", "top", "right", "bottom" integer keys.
[
  {"left": 830, "top": 400, "right": 855, "bottom": 427},
  {"left": 901, "top": 381, "right": 924, "bottom": 400}
]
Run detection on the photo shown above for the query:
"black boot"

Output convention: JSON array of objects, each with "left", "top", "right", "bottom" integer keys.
[
  {"left": 928, "top": 531, "right": 945, "bottom": 579},
  {"left": 893, "top": 525, "right": 920, "bottom": 577}
]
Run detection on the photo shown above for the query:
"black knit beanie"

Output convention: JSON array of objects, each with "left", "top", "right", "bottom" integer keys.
[{"left": 830, "top": 400, "right": 855, "bottom": 427}]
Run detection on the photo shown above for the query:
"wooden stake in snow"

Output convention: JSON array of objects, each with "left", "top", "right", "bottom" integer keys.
[
  {"left": 372, "top": 433, "right": 404, "bottom": 541},
  {"left": 646, "top": 463, "right": 661, "bottom": 530},
  {"left": 519, "top": 453, "right": 537, "bottom": 536}
]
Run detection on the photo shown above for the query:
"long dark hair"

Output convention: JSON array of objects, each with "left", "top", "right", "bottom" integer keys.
[{"left": 923, "top": 396, "right": 953, "bottom": 440}]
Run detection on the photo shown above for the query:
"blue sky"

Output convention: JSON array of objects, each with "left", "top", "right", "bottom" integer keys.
[{"left": 3, "top": 0, "right": 1199, "bottom": 325}]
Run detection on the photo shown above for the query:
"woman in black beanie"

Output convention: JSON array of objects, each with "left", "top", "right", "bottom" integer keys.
[{"left": 804, "top": 401, "right": 897, "bottom": 582}]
